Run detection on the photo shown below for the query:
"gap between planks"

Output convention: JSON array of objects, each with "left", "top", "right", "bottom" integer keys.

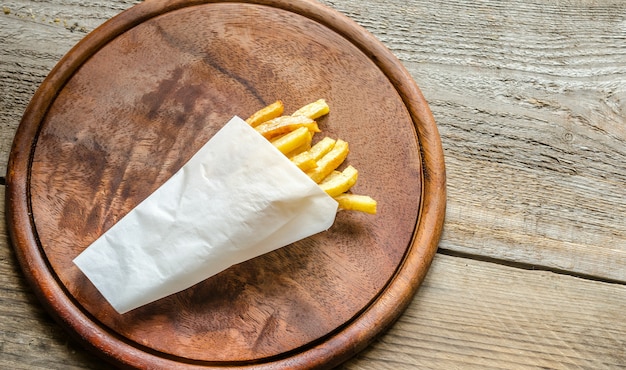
[{"left": 438, "top": 247, "right": 626, "bottom": 286}]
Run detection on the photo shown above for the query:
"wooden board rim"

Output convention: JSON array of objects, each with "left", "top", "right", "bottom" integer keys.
[{"left": 5, "top": 0, "right": 446, "bottom": 368}]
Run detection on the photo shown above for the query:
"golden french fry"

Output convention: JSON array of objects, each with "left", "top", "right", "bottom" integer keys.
[
  {"left": 284, "top": 131, "right": 313, "bottom": 157},
  {"left": 246, "top": 100, "right": 284, "bottom": 127},
  {"left": 271, "top": 127, "right": 311, "bottom": 155},
  {"left": 255, "top": 115, "right": 320, "bottom": 140},
  {"left": 290, "top": 151, "right": 318, "bottom": 171},
  {"left": 305, "top": 139, "right": 349, "bottom": 183},
  {"left": 335, "top": 194, "right": 377, "bottom": 214},
  {"left": 292, "top": 99, "right": 330, "bottom": 120},
  {"left": 319, "top": 165, "right": 358, "bottom": 197},
  {"left": 308, "top": 137, "right": 336, "bottom": 161},
  {"left": 320, "top": 170, "right": 342, "bottom": 183}
]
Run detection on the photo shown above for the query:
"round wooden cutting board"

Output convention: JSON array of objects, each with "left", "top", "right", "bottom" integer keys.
[{"left": 6, "top": 0, "right": 445, "bottom": 368}]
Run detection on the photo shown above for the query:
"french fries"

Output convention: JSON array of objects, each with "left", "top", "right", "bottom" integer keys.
[
  {"left": 246, "top": 100, "right": 284, "bottom": 127},
  {"left": 335, "top": 194, "right": 377, "bottom": 215},
  {"left": 289, "top": 151, "right": 317, "bottom": 171},
  {"left": 319, "top": 165, "right": 358, "bottom": 198},
  {"left": 245, "top": 99, "right": 377, "bottom": 214},
  {"left": 271, "top": 126, "right": 311, "bottom": 155},
  {"left": 255, "top": 115, "right": 320, "bottom": 140},
  {"left": 291, "top": 99, "right": 330, "bottom": 120},
  {"left": 305, "top": 139, "right": 349, "bottom": 184},
  {"left": 308, "top": 137, "right": 336, "bottom": 161}
]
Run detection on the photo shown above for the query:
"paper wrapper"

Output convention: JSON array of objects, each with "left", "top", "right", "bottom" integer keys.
[{"left": 73, "top": 116, "right": 338, "bottom": 314}]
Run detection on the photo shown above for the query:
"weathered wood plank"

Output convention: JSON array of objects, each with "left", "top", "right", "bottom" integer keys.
[
  {"left": 339, "top": 253, "right": 626, "bottom": 369},
  {"left": 1, "top": 0, "right": 138, "bottom": 30},
  {"left": 321, "top": 0, "right": 626, "bottom": 281}
]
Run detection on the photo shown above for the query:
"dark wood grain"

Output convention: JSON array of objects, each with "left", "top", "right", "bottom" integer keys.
[{"left": 6, "top": 0, "right": 445, "bottom": 368}]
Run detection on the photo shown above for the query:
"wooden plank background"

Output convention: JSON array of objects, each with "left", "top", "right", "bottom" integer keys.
[
  {"left": 324, "top": 0, "right": 626, "bottom": 282},
  {"left": 1, "top": 0, "right": 625, "bottom": 368}
]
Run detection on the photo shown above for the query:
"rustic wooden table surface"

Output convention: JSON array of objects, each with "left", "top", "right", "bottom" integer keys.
[{"left": 1, "top": 0, "right": 625, "bottom": 368}]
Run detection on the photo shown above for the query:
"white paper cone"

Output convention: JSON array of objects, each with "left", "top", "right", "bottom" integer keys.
[{"left": 73, "top": 116, "right": 338, "bottom": 314}]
